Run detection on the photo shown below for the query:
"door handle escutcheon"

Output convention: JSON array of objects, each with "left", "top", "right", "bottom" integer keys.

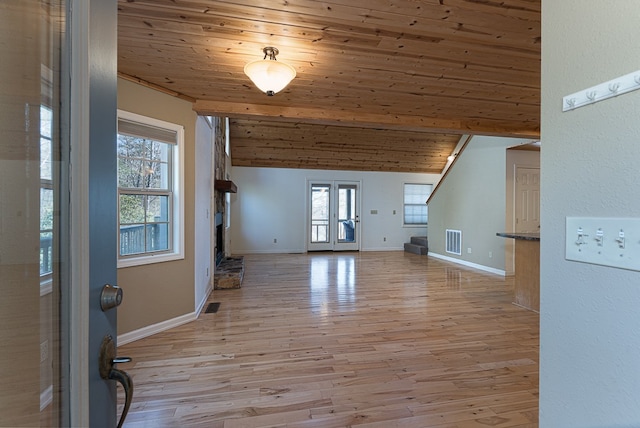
[{"left": 99, "top": 335, "right": 134, "bottom": 428}]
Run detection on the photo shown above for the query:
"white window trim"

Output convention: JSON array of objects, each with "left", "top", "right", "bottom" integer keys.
[
  {"left": 117, "top": 110, "right": 185, "bottom": 268},
  {"left": 402, "top": 182, "right": 432, "bottom": 227}
]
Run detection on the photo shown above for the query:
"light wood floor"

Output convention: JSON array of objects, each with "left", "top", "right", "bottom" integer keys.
[{"left": 119, "top": 252, "right": 539, "bottom": 428}]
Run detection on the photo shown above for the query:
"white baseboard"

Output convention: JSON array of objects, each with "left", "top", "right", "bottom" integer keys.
[
  {"left": 235, "top": 249, "right": 305, "bottom": 254},
  {"left": 40, "top": 384, "right": 53, "bottom": 411},
  {"left": 195, "top": 283, "right": 213, "bottom": 316},
  {"left": 119, "top": 283, "right": 213, "bottom": 347},
  {"left": 118, "top": 312, "right": 196, "bottom": 346},
  {"left": 427, "top": 252, "right": 506, "bottom": 276},
  {"left": 238, "top": 247, "right": 407, "bottom": 254},
  {"left": 362, "top": 246, "right": 404, "bottom": 252}
]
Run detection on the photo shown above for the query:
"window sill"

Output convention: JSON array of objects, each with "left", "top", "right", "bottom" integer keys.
[{"left": 118, "top": 251, "right": 184, "bottom": 269}]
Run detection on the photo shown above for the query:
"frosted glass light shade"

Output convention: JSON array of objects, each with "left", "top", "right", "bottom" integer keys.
[{"left": 244, "top": 59, "right": 296, "bottom": 96}]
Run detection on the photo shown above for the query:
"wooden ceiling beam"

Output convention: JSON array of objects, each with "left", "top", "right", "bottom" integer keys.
[{"left": 194, "top": 100, "right": 540, "bottom": 138}]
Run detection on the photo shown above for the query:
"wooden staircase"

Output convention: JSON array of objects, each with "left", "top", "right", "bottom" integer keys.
[{"left": 404, "top": 236, "right": 428, "bottom": 255}]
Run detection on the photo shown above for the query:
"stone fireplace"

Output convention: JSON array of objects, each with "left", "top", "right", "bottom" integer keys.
[{"left": 212, "top": 117, "right": 243, "bottom": 289}]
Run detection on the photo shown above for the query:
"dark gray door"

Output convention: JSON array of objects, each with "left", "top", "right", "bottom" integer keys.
[{"left": 81, "top": 0, "right": 121, "bottom": 426}]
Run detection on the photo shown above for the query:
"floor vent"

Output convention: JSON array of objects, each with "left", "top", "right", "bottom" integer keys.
[
  {"left": 445, "top": 229, "right": 462, "bottom": 255},
  {"left": 205, "top": 302, "right": 221, "bottom": 313}
]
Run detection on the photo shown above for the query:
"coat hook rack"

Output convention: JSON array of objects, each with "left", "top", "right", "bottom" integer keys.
[{"left": 563, "top": 70, "right": 640, "bottom": 112}]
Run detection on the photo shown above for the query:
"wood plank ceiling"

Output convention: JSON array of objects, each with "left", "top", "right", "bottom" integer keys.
[{"left": 117, "top": 0, "right": 541, "bottom": 173}]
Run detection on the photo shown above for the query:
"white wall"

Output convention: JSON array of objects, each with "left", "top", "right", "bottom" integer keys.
[
  {"left": 229, "top": 167, "right": 441, "bottom": 254},
  {"left": 427, "top": 135, "right": 530, "bottom": 273},
  {"left": 194, "top": 116, "right": 213, "bottom": 312},
  {"left": 540, "top": 1, "right": 640, "bottom": 425}
]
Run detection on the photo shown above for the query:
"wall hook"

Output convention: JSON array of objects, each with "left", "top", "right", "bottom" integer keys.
[{"left": 563, "top": 70, "right": 640, "bottom": 112}]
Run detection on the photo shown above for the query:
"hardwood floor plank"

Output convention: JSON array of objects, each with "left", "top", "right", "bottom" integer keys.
[{"left": 119, "top": 252, "right": 539, "bottom": 427}]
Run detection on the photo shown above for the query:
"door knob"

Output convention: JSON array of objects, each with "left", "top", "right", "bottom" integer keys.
[{"left": 99, "top": 335, "right": 133, "bottom": 428}]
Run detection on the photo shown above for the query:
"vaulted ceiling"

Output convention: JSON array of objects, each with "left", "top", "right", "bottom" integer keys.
[{"left": 117, "top": 0, "right": 541, "bottom": 173}]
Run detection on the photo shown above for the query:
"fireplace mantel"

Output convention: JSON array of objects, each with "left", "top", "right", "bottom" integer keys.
[{"left": 215, "top": 179, "right": 237, "bottom": 193}]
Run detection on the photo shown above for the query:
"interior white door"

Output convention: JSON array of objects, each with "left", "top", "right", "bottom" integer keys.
[{"left": 515, "top": 167, "right": 541, "bottom": 233}]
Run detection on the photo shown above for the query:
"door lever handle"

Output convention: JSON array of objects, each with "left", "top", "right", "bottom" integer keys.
[
  {"left": 99, "top": 335, "right": 134, "bottom": 428},
  {"left": 108, "top": 366, "right": 133, "bottom": 428}
]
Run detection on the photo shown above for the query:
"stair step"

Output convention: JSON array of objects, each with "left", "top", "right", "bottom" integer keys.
[
  {"left": 410, "top": 236, "right": 428, "bottom": 247},
  {"left": 404, "top": 242, "right": 427, "bottom": 255}
]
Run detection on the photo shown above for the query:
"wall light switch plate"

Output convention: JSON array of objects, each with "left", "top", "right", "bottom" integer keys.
[{"left": 565, "top": 217, "right": 640, "bottom": 271}]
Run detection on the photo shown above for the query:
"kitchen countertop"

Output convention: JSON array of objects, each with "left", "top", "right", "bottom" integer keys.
[{"left": 496, "top": 232, "right": 540, "bottom": 241}]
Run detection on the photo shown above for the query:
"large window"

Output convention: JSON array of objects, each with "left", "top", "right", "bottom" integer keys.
[
  {"left": 403, "top": 183, "right": 433, "bottom": 225},
  {"left": 117, "top": 110, "right": 184, "bottom": 267}
]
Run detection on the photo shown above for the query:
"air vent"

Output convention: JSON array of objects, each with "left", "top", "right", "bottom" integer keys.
[
  {"left": 205, "top": 302, "right": 221, "bottom": 313},
  {"left": 445, "top": 229, "right": 462, "bottom": 255}
]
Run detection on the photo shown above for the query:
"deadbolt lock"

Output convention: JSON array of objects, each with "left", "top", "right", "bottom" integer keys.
[{"left": 100, "top": 284, "right": 123, "bottom": 311}]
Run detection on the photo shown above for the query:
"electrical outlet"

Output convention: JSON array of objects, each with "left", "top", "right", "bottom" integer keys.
[
  {"left": 489, "top": 251, "right": 492, "bottom": 258},
  {"left": 273, "top": 238, "right": 277, "bottom": 244},
  {"left": 467, "top": 247, "right": 472, "bottom": 254},
  {"left": 40, "top": 340, "right": 48, "bottom": 363}
]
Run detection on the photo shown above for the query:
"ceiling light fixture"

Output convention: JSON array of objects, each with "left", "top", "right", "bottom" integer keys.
[{"left": 244, "top": 47, "right": 296, "bottom": 96}]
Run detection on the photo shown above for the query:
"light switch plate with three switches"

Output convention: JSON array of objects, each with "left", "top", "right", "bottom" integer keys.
[{"left": 565, "top": 217, "right": 640, "bottom": 271}]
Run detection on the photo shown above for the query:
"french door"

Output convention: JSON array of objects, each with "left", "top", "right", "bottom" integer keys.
[{"left": 308, "top": 180, "right": 361, "bottom": 251}]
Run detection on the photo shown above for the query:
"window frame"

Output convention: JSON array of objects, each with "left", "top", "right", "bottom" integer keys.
[
  {"left": 403, "top": 183, "right": 433, "bottom": 227},
  {"left": 117, "top": 110, "right": 185, "bottom": 268}
]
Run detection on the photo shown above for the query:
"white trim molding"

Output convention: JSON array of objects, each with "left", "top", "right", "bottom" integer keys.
[
  {"left": 118, "top": 312, "right": 197, "bottom": 346},
  {"left": 196, "top": 283, "right": 213, "bottom": 316},
  {"left": 428, "top": 252, "right": 506, "bottom": 276},
  {"left": 118, "top": 282, "right": 213, "bottom": 346}
]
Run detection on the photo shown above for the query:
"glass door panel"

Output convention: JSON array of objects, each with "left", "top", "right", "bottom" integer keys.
[
  {"left": 0, "top": 1, "right": 66, "bottom": 425},
  {"left": 334, "top": 182, "right": 359, "bottom": 251},
  {"left": 337, "top": 185, "right": 356, "bottom": 242},
  {"left": 309, "top": 184, "right": 332, "bottom": 250}
]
